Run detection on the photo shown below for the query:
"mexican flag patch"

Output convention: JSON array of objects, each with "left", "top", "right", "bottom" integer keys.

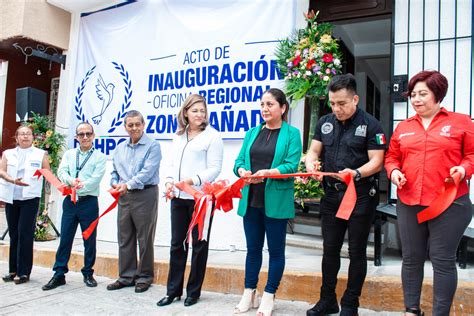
[{"left": 375, "top": 133, "right": 386, "bottom": 145}]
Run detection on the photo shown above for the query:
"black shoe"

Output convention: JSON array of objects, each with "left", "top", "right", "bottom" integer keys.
[
  {"left": 307, "top": 299, "right": 339, "bottom": 316},
  {"left": 2, "top": 272, "right": 16, "bottom": 282},
  {"left": 106, "top": 280, "right": 133, "bottom": 291},
  {"left": 14, "top": 275, "right": 30, "bottom": 284},
  {"left": 157, "top": 295, "right": 181, "bottom": 306},
  {"left": 83, "top": 275, "right": 97, "bottom": 287},
  {"left": 184, "top": 297, "right": 199, "bottom": 307},
  {"left": 406, "top": 307, "right": 424, "bottom": 316},
  {"left": 135, "top": 283, "right": 150, "bottom": 293},
  {"left": 42, "top": 276, "right": 66, "bottom": 290},
  {"left": 340, "top": 306, "right": 358, "bottom": 316}
]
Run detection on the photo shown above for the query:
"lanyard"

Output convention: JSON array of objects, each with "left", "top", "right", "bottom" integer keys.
[{"left": 76, "top": 148, "right": 94, "bottom": 178}]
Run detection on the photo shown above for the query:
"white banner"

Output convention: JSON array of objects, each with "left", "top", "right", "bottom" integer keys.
[{"left": 71, "top": 0, "right": 305, "bottom": 154}]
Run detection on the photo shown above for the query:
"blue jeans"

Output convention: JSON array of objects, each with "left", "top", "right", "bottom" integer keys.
[
  {"left": 243, "top": 207, "right": 288, "bottom": 294},
  {"left": 53, "top": 195, "right": 98, "bottom": 277}
]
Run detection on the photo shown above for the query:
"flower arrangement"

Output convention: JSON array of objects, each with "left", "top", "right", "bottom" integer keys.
[
  {"left": 275, "top": 10, "right": 343, "bottom": 105},
  {"left": 294, "top": 154, "right": 324, "bottom": 207},
  {"left": 26, "top": 113, "right": 66, "bottom": 241}
]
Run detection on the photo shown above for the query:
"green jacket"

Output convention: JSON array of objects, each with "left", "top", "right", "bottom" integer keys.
[{"left": 233, "top": 121, "right": 302, "bottom": 219}]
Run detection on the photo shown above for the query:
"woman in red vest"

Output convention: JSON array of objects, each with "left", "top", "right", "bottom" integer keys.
[{"left": 385, "top": 70, "right": 473, "bottom": 316}]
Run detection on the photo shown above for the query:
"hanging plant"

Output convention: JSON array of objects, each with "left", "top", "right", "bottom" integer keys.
[{"left": 275, "top": 10, "right": 343, "bottom": 106}]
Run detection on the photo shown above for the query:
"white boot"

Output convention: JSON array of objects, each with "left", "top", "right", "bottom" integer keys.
[
  {"left": 256, "top": 291, "right": 274, "bottom": 316},
  {"left": 234, "top": 288, "right": 260, "bottom": 314}
]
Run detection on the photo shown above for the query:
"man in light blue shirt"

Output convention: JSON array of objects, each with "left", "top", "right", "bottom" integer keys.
[
  {"left": 107, "top": 110, "right": 162, "bottom": 293},
  {"left": 43, "top": 122, "right": 106, "bottom": 291}
]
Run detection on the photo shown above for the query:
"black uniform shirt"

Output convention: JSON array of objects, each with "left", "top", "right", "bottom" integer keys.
[{"left": 313, "top": 108, "right": 386, "bottom": 177}]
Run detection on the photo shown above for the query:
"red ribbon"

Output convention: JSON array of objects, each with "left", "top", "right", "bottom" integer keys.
[
  {"left": 175, "top": 180, "right": 243, "bottom": 242},
  {"left": 417, "top": 172, "right": 462, "bottom": 223},
  {"left": 82, "top": 189, "right": 120, "bottom": 240},
  {"left": 249, "top": 171, "right": 356, "bottom": 220},
  {"left": 34, "top": 169, "right": 77, "bottom": 204},
  {"left": 175, "top": 171, "right": 357, "bottom": 242}
]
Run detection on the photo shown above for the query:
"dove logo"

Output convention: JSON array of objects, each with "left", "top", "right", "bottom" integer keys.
[
  {"left": 92, "top": 74, "right": 115, "bottom": 124},
  {"left": 74, "top": 62, "right": 133, "bottom": 134}
]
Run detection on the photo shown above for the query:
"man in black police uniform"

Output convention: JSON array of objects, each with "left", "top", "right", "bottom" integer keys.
[{"left": 305, "top": 74, "right": 386, "bottom": 316}]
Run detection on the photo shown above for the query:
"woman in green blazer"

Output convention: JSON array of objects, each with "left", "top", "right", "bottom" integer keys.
[{"left": 233, "top": 88, "right": 302, "bottom": 316}]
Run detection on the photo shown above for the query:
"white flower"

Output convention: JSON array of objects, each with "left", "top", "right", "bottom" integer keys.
[
  {"left": 305, "top": 71, "right": 312, "bottom": 76},
  {"left": 323, "top": 76, "right": 330, "bottom": 81},
  {"left": 334, "top": 58, "right": 341, "bottom": 66}
]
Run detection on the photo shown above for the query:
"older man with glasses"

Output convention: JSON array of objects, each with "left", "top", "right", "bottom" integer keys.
[
  {"left": 106, "top": 110, "right": 162, "bottom": 294},
  {"left": 42, "top": 122, "right": 106, "bottom": 290}
]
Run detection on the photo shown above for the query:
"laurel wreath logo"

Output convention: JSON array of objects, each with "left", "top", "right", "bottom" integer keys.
[
  {"left": 108, "top": 62, "right": 133, "bottom": 133},
  {"left": 73, "top": 62, "right": 133, "bottom": 133},
  {"left": 74, "top": 66, "right": 96, "bottom": 122}
]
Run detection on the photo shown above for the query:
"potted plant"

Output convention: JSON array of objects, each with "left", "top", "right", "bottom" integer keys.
[
  {"left": 294, "top": 154, "right": 324, "bottom": 212},
  {"left": 27, "top": 113, "right": 66, "bottom": 241}
]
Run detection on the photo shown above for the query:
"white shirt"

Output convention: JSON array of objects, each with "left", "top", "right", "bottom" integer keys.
[{"left": 165, "top": 125, "right": 223, "bottom": 199}]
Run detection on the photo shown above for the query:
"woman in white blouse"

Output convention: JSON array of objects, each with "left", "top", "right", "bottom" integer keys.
[{"left": 157, "top": 94, "right": 223, "bottom": 307}]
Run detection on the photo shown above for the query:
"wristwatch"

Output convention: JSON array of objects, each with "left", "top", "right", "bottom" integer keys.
[{"left": 354, "top": 169, "right": 362, "bottom": 182}]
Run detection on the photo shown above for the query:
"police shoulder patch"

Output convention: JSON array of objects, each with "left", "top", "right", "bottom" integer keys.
[{"left": 321, "top": 122, "right": 333, "bottom": 134}]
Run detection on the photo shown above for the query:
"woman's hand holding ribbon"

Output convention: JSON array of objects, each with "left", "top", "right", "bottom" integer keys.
[
  {"left": 390, "top": 169, "right": 407, "bottom": 189},
  {"left": 164, "top": 182, "right": 175, "bottom": 200},
  {"left": 449, "top": 166, "right": 465, "bottom": 181}
]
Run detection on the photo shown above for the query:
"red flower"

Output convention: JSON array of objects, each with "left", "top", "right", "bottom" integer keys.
[
  {"left": 304, "top": 10, "right": 315, "bottom": 20},
  {"left": 306, "top": 59, "right": 316, "bottom": 70},
  {"left": 322, "top": 53, "right": 334, "bottom": 63},
  {"left": 293, "top": 55, "right": 302, "bottom": 66}
]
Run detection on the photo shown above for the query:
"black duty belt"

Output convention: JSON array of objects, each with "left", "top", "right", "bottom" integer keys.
[
  {"left": 128, "top": 184, "right": 157, "bottom": 193},
  {"left": 325, "top": 182, "right": 347, "bottom": 191},
  {"left": 325, "top": 177, "right": 375, "bottom": 192}
]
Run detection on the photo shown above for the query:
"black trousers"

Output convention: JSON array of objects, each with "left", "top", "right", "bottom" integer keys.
[
  {"left": 5, "top": 198, "right": 40, "bottom": 276},
  {"left": 397, "top": 194, "right": 472, "bottom": 315},
  {"left": 166, "top": 198, "right": 213, "bottom": 299},
  {"left": 319, "top": 183, "right": 377, "bottom": 309}
]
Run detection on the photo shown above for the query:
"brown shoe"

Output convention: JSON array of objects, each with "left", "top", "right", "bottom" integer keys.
[
  {"left": 135, "top": 283, "right": 150, "bottom": 293},
  {"left": 106, "top": 280, "right": 133, "bottom": 291},
  {"left": 14, "top": 275, "right": 30, "bottom": 284}
]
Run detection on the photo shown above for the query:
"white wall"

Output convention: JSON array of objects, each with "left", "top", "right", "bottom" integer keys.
[{"left": 391, "top": 0, "right": 473, "bottom": 225}]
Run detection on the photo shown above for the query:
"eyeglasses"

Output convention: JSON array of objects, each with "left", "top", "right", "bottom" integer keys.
[
  {"left": 76, "top": 132, "right": 93, "bottom": 138},
  {"left": 18, "top": 133, "right": 33, "bottom": 136}
]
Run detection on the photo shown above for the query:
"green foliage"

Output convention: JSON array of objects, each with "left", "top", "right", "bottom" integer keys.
[
  {"left": 294, "top": 157, "right": 324, "bottom": 206},
  {"left": 275, "top": 11, "right": 343, "bottom": 106},
  {"left": 26, "top": 112, "right": 66, "bottom": 174},
  {"left": 26, "top": 113, "right": 65, "bottom": 241}
]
